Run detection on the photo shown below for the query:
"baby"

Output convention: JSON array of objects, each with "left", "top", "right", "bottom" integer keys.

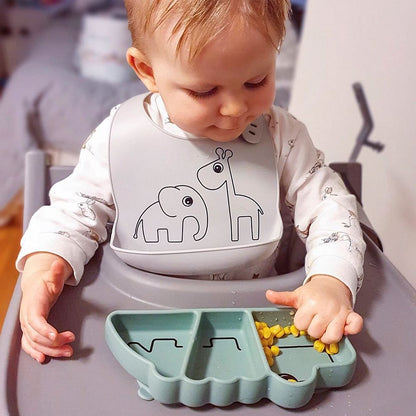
[{"left": 17, "top": 0, "right": 365, "bottom": 363}]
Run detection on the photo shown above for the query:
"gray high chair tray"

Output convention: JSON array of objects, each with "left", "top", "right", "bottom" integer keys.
[{"left": 0, "top": 151, "right": 415, "bottom": 415}]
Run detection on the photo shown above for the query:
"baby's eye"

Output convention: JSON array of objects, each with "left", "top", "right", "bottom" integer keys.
[
  {"left": 245, "top": 76, "right": 268, "bottom": 89},
  {"left": 187, "top": 87, "right": 218, "bottom": 99}
]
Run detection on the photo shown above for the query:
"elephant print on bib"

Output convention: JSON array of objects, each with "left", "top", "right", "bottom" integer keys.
[
  {"left": 133, "top": 147, "right": 264, "bottom": 245},
  {"left": 197, "top": 147, "right": 263, "bottom": 242},
  {"left": 133, "top": 185, "right": 208, "bottom": 243}
]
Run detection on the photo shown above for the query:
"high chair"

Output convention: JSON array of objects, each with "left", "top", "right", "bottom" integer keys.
[{"left": 0, "top": 150, "right": 414, "bottom": 414}]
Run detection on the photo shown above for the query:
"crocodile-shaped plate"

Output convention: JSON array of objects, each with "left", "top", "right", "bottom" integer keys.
[{"left": 105, "top": 308, "right": 356, "bottom": 408}]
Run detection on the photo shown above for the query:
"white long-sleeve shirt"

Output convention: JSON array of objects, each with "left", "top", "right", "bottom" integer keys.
[{"left": 17, "top": 94, "right": 365, "bottom": 302}]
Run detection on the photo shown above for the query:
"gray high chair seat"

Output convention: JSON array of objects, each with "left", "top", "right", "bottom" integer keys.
[{"left": 0, "top": 150, "right": 415, "bottom": 414}]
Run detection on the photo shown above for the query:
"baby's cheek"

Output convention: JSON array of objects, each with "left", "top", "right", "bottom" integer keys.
[
  {"left": 171, "top": 107, "right": 211, "bottom": 133},
  {"left": 257, "top": 87, "right": 276, "bottom": 112}
]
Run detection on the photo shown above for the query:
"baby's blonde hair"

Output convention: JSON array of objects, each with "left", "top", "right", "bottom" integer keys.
[{"left": 125, "top": 0, "right": 291, "bottom": 60}]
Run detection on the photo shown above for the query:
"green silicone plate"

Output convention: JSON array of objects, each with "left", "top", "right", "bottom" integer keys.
[{"left": 105, "top": 308, "right": 356, "bottom": 408}]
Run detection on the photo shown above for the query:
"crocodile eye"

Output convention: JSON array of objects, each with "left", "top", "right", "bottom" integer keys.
[
  {"left": 213, "top": 162, "right": 223, "bottom": 173},
  {"left": 182, "top": 196, "right": 193, "bottom": 207}
]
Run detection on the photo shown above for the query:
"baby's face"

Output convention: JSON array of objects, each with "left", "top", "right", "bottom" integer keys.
[{"left": 148, "top": 23, "right": 277, "bottom": 142}]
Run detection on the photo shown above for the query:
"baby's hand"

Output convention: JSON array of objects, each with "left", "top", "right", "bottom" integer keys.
[
  {"left": 266, "top": 275, "right": 363, "bottom": 344},
  {"left": 19, "top": 253, "right": 75, "bottom": 363}
]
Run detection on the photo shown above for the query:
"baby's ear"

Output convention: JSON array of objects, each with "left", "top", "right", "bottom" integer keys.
[{"left": 126, "top": 47, "right": 158, "bottom": 92}]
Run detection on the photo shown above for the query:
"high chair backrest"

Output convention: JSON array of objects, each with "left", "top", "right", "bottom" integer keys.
[{"left": 23, "top": 150, "right": 75, "bottom": 231}]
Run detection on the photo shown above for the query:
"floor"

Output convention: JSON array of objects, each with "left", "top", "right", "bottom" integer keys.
[{"left": 0, "top": 206, "right": 22, "bottom": 332}]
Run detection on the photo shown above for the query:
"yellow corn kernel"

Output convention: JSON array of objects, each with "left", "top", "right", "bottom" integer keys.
[
  {"left": 275, "top": 327, "right": 286, "bottom": 338},
  {"left": 284, "top": 326, "right": 291, "bottom": 335},
  {"left": 270, "top": 324, "right": 282, "bottom": 335},
  {"left": 267, "top": 356, "right": 274, "bottom": 366},
  {"left": 267, "top": 336, "right": 274, "bottom": 346},
  {"left": 313, "top": 339, "right": 325, "bottom": 353},
  {"left": 262, "top": 327, "right": 271, "bottom": 339},
  {"left": 270, "top": 345, "right": 280, "bottom": 356},
  {"left": 261, "top": 338, "right": 269, "bottom": 347},
  {"left": 290, "top": 324, "right": 300, "bottom": 337},
  {"left": 255, "top": 321, "right": 267, "bottom": 330},
  {"left": 257, "top": 329, "right": 264, "bottom": 339},
  {"left": 288, "top": 378, "right": 297, "bottom": 383},
  {"left": 325, "top": 343, "right": 339, "bottom": 355},
  {"left": 300, "top": 330, "right": 307, "bottom": 336},
  {"left": 263, "top": 346, "right": 273, "bottom": 359}
]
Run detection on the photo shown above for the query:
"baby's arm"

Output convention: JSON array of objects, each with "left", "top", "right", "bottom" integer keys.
[
  {"left": 266, "top": 275, "right": 363, "bottom": 344},
  {"left": 19, "top": 252, "right": 75, "bottom": 363},
  {"left": 17, "top": 110, "right": 119, "bottom": 363},
  {"left": 269, "top": 109, "right": 366, "bottom": 343}
]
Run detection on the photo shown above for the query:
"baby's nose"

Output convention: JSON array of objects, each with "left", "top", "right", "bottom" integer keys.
[{"left": 219, "top": 94, "right": 248, "bottom": 118}]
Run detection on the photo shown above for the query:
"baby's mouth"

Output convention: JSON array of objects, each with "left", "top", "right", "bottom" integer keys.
[
  {"left": 217, "top": 115, "right": 254, "bottom": 132},
  {"left": 216, "top": 122, "right": 245, "bottom": 131},
  {"left": 221, "top": 126, "right": 241, "bottom": 131}
]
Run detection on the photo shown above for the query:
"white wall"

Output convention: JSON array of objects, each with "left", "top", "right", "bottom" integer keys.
[{"left": 290, "top": 0, "right": 416, "bottom": 287}]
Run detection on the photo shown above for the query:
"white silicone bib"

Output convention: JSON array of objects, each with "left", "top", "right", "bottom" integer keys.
[{"left": 109, "top": 94, "right": 282, "bottom": 275}]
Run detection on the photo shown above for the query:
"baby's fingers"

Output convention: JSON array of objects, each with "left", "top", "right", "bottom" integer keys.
[
  {"left": 21, "top": 306, "right": 58, "bottom": 344},
  {"left": 319, "top": 315, "right": 346, "bottom": 344},
  {"left": 21, "top": 334, "right": 46, "bottom": 363},
  {"left": 344, "top": 311, "right": 363, "bottom": 336},
  {"left": 319, "top": 311, "right": 363, "bottom": 344},
  {"left": 22, "top": 333, "right": 74, "bottom": 363},
  {"left": 265, "top": 289, "right": 298, "bottom": 308},
  {"left": 23, "top": 318, "right": 74, "bottom": 349}
]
